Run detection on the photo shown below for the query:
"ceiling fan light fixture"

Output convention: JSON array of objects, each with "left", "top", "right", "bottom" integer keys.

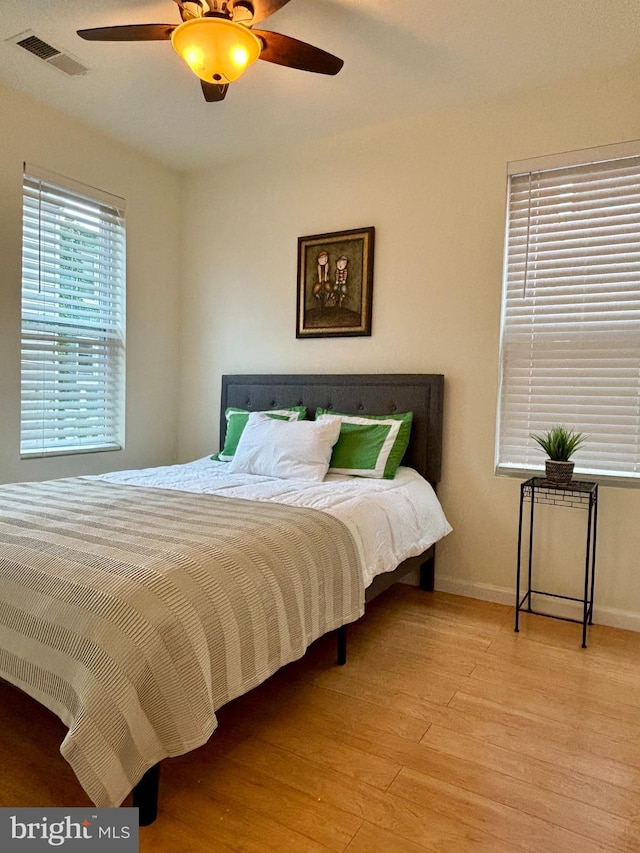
[{"left": 171, "top": 17, "right": 261, "bottom": 84}]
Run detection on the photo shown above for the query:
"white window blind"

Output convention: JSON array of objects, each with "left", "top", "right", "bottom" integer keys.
[
  {"left": 496, "top": 144, "right": 640, "bottom": 482},
  {"left": 21, "top": 166, "right": 126, "bottom": 457}
]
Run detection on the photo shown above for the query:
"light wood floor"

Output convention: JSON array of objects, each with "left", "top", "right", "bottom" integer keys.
[{"left": 1, "top": 586, "right": 640, "bottom": 852}]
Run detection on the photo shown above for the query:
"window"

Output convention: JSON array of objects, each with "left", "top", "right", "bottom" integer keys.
[
  {"left": 21, "top": 165, "right": 126, "bottom": 457},
  {"left": 496, "top": 142, "right": 640, "bottom": 482}
]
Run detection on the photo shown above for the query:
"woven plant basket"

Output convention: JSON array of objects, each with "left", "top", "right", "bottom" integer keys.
[{"left": 545, "top": 459, "right": 574, "bottom": 484}]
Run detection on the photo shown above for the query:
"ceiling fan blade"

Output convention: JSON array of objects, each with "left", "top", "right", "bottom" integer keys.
[
  {"left": 201, "top": 80, "right": 229, "bottom": 102},
  {"left": 77, "top": 24, "right": 175, "bottom": 42},
  {"left": 240, "top": 0, "right": 293, "bottom": 24},
  {"left": 254, "top": 30, "right": 343, "bottom": 75}
]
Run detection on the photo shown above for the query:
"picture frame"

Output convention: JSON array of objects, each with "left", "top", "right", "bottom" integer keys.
[{"left": 296, "top": 226, "right": 375, "bottom": 338}]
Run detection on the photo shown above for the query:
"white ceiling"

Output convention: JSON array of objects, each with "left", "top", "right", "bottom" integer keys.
[{"left": 1, "top": 0, "right": 639, "bottom": 172}]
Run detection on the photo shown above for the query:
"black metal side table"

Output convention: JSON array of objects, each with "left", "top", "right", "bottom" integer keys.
[{"left": 515, "top": 477, "right": 598, "bottom": 648}]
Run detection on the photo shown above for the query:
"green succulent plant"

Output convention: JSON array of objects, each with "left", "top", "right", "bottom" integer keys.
[{"left": 530, "top": 425, "right": 586, "bottom": 461}]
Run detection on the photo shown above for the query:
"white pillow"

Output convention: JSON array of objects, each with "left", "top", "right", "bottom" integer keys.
[{"left": 228, "top": 412, "right": 342, "bottom": 481}]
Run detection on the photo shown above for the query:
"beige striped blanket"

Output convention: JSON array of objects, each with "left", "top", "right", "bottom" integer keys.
[{"left": 0, "top": 477, "right": 364, "bottom": 807}]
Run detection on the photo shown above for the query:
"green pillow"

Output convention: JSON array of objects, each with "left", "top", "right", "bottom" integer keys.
[
  {"left": 214, "top": 406, "right": 306, "bottom": 461},
  {"left": 315, "top": 409, "right": 413, "bottom": 479}
]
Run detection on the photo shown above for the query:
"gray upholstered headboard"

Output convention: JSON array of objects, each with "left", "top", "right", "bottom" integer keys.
[{"left": 220, "top": 374, "right": 444, "bottom": 485}]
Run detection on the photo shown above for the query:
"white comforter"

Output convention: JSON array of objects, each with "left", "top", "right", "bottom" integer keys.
[{"left": 91, "top": 458, "right": 452, "bottom": 587}]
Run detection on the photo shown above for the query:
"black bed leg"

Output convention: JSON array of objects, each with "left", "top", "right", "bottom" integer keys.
[
  {"left": 420, "top": 555, "right": 435, "bottom": 592},
  {"left": 337, "top": 626, "right": 347, "bottom": 665},
  {"left": 133, "top": 763, "right": 160, "bottom": 826}
]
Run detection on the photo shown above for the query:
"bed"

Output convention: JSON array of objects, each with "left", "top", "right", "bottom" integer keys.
[{"left": 0, "top": 373, "right": 449, "bottom": 823}]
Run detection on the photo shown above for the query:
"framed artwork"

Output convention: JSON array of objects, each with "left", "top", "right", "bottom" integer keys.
[{"left": 296, "top": 226, "right": 375, "bottom": 338}]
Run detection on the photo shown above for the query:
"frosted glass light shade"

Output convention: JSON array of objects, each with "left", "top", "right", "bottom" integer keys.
[{"left": 171, "top": 18, "right": 261, "bottom": 84}]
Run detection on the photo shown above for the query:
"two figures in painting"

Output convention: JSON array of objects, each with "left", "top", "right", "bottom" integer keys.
[
  {"left": 313, "top": 250, "right": 349, "bottom": 309},
  {"left": 298, "top": 228, "right": 373, "bottom": 337}
]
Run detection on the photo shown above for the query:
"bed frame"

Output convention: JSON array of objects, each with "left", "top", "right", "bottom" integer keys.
[{"left": 134, "top": 373, "right": 445, "bottom": 823}]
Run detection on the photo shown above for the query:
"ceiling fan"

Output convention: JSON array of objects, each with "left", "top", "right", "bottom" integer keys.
[{"left": 77, "top": 0, "right": 344, "bottom": 102}]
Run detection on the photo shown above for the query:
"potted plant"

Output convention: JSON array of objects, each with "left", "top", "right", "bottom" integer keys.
[{"left": 530, "top": 425, "right": 586, "bottom": 484}]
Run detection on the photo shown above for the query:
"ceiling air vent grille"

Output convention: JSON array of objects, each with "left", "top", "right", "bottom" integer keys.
[
  {"left": 7, "top": 30, "right": 89, "bottom": 76},
  {"left": 18, "top": 34, "right": 60, "bottom": 60},
  {"left": 46, "top": 53, "right": 89, "bottom": 76}
]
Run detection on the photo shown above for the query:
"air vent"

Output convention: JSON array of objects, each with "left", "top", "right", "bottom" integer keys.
[
  {"left": 6, "top": 30, "right": 89, "bottom": 76},
  {"left": 46, "top": 53, "right": 89, "bottom": 76}
]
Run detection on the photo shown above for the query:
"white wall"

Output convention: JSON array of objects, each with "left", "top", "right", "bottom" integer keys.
[
  {"left": 0, "top": 81, "right": 182, "bottom": 484},
  {"left": 179, "top": 61, "right": 640, "bottom": 631}
]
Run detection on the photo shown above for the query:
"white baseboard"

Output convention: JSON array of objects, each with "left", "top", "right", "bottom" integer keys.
[{"left": 433, "top": 576, "right": 640, "bottom": 634}]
